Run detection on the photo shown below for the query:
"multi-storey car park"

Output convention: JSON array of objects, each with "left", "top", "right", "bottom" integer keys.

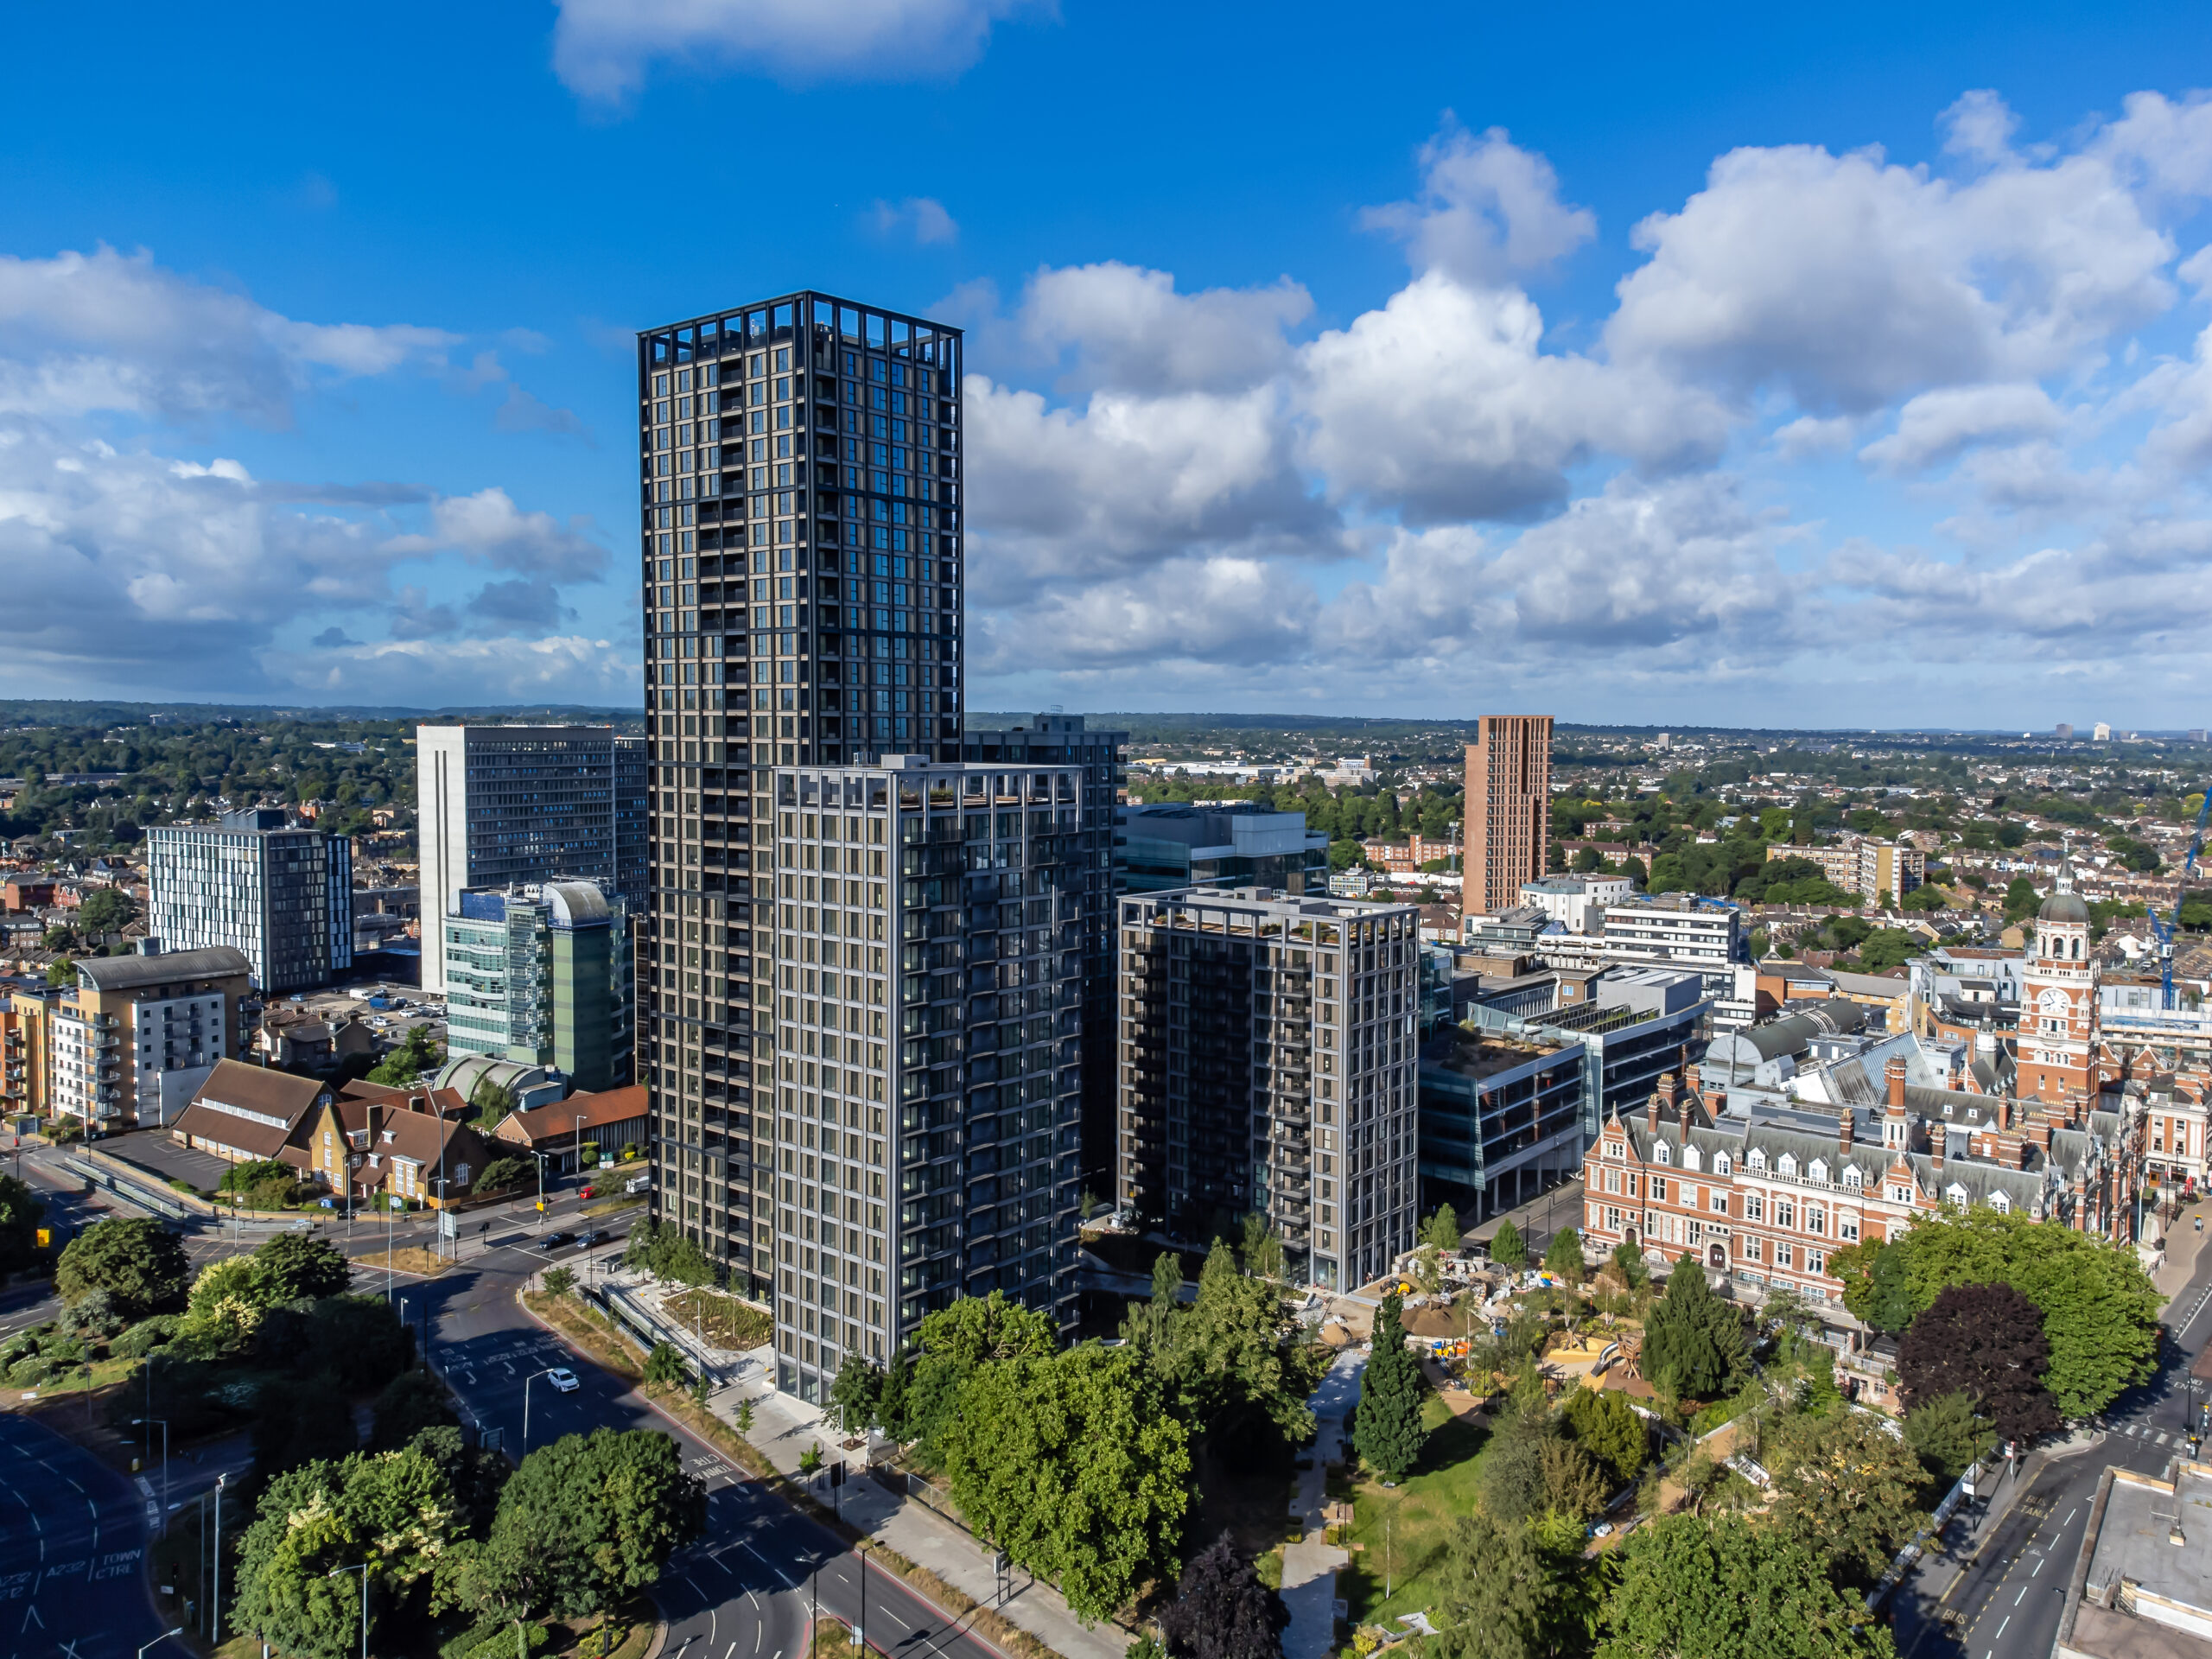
[{"left": 634, "top": 294, "right": 966, "bottom": 1305}]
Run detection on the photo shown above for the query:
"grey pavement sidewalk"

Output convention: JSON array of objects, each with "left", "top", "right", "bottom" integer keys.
[
  {"left": 2152, "top": 1195, "right": 2211, "bottom": 1301},
  {"left": 683, "top": 1340, "right": 1127, "bottom": 1659},
  {"left": 1280, "top": 1351, "right": 1363, "bottom": 1659},
  {"left": 1897, "top": 1426, "right": 2105, "bottom": 1610}
]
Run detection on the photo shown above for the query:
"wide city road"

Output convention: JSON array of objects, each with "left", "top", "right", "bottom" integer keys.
[
  {"left": 0, "top": 1411, "right": 169, "bottom": 1659},
  {"left": 1890, "top": 1206, "right": 2212, "bottom": 1659},
  {"left": 416, "top": 1220, "right": 1016, "bottom": 1659}
]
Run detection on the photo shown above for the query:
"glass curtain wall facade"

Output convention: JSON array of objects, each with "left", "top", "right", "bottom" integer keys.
[
  {"left": 763, "top": 759, "right": 1084, "bottom": 1405},
  {"left": 637, "top": 292, "right": 966, "bottom": 1292}
]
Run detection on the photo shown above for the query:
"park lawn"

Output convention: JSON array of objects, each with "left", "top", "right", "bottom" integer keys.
[{"left": 1336, "top": 1393, "right": 1493, "bottom": 1631}]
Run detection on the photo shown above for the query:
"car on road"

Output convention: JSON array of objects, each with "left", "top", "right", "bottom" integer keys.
[
  {"left": 537, "top": 1230, "right": 576, "bottom": 1252},
  {"left": 578, "top": 1184, "right": 595, "bottom": 1200},
  {"left": 626, "top": 1175, "right": 652, "bottom": 1194},
  {"left": 545, "top": 1368, "right": 580, "bottom": 1393},
  {"left": 577, "top": 1228, "right": 608, "bottom": 1249}
]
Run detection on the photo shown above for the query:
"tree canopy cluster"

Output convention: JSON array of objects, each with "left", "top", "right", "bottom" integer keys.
[{"left": 1830, "top": 1210, "right": 2159, "bottom": 1419}]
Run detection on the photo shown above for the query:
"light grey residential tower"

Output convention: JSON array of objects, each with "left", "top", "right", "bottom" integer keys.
[
  {"left": 416, "top": 724, "right": 649, "bottom": 991},
  {"left": 635, "top": 294, "right": 965, "bottom": 1304},
  {"left": 146, "top": 808, "right": 353, "bottom": 994},
  {"left": 747, "top": 758, "right": 1082, "bottom": 1404}
]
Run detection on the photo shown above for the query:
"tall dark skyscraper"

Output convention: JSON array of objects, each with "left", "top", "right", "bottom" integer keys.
[{"left": 636, "top": 293, "right": 965, "bottom": 1293}]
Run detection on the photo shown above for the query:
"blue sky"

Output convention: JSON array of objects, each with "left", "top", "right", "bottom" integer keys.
[{"left": 5, "top": 2, "right": 2212, "bottom": 728}]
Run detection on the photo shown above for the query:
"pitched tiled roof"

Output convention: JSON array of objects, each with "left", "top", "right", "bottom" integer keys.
[
  {"left": 496, "top": 1084, "right": 646, "bottom": 1147},
  {"left": 174, "top": 1059, "right": 330, "bottom": 1160}
]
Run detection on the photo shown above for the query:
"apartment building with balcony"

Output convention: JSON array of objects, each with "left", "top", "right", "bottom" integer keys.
[
  {"left": 638, "top": 293, "right": 968, "bottom": 1309},
  {"left": 2, "top": 982, "right": 55, "bottom": 1121},
  {"left": 731, "top": 758, "right": 1086, "bottom": 1405},
  {"left": 1117, "top": 887, "right": 1421, "bottom": 1293},
  {"left": 49, "top": 944, "right": 251, "bottom": 1130},
  {"left": 964, "top": 714, "right": 1127, "bottom": 1197},
  {"left": 1767, "top": 836, "right": 1926, "bottom": 906}
]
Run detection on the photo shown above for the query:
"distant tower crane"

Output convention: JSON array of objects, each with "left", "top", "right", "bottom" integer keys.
[{"left": 2150, "top": 785, "right": 2212, "bottom": 1009}]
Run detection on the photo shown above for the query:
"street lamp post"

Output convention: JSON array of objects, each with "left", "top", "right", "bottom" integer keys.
[
  {"left": 328, "top": 1562, "right": 370, "bottom": 1659},
  {"left": 210, "top": 1472, "right": 226, "bottom": 1647},
  {"left": 855, "top": 1541, "right": 868, "bottom": 1654},
  {"left": 132, "top": 1416, "right": 168, "bottom": 1523},
  {"left": 523, "top": 1366, "right": 559, "bottom": 1452},
  {"left": 137, "top": 1628, "right": 183, "bottom": 1658}
]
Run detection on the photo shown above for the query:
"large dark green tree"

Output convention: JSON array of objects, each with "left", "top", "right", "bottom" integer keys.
[
  {"left": 1561, "top": 1385, "right": 1647, "bottom": 1489},
  {"left": 0, "top": 1173, "right": 45, "bottom": 1273},
  {"left": 1353, "top": 1293, "right": 1426, "bottom": 1483},
  {"left": 1136, "top": 1240, "right": 1328, "bottom": 1448},
  {"left": 251, "top": 1233, "right": 353, "bottom": 1306},
  {"left": 906, "top": 1290, "right": 1058, "bottom": 1461},
  {"left": 1765, "top": 1408, "right": 1929, "bottom": 1584},
  {"left": 1640, "top": 1263, "right": 1745, "bottom": 1402},
  {"left": 54, "top": 1216, "right": 189, "bottom": 1316}
]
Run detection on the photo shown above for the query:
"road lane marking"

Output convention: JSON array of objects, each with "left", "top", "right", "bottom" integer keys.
[
  {"left": 2063, "top": 1508, "right": 2079, "bottom": 1527},
  {"left": 2031, "top": 1556, "right": 2044, "bottom": 1575},
  {"left": 1996, "top": 1615, "right": 2009, "bottom": 1638},
  {"left": 2015, "top": 1586, "right": 2026, "bottom": 1605}
]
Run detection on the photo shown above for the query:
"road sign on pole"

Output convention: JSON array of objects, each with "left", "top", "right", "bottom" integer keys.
[{"left": 439, "top": 1210, "right": 458, "bottom": 1238}]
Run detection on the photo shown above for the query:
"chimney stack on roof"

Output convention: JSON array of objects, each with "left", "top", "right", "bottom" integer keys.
[
  {"left": 1885, "top": 1056, "right": 1909, "bottom": 1112},
  {"left": 1840, "top": 1108, "right": 1854, "bottom": 1152},
  {"left": 1646, "top": 1087, "right": 1663, "bottom": 1135}
]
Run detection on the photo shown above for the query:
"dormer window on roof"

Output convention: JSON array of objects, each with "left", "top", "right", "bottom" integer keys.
[
  {"left": 1990, "top": 1191, "right": 2011, "bottom": 1213},
  {"left": 1777, "top": 1154, "right": 1797, "bottom": 1177},
  {"left": 1654, "top": 1141, "right": 1671, "bottom": 1165},
  {"left": 1683, "top": 1146, "right": 1701, "bottom": 1173},
  {"left": 1747, "top": 1149, "right": 1766, "bottom": 1173},
  {"left": 1713, "top": 1152, "right": 1732, "bottom": 1176},
  {"left": 1808, "top": 1158, "right": 1828, "bottom": 1184},
  {"left": 1843, "top": 1167, "right": 1864, "bottom": 1190},
  {"left": 1946, "top": 1182, "right": 1969, "bottom": 1206}
]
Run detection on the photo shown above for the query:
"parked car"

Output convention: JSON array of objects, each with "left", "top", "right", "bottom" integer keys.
[
  {"left": 545, "top": 1368, "right": 580, "bottom": 1394},
  {"left": 537, "top": 1230, "right": 576, "bottom": 1253}
]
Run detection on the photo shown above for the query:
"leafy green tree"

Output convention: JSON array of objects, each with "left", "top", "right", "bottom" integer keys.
[
  {"left": 1353, "top": 1294, "right": 1426, "bottom": 1483},
  {"left": 938, "top": 1342, "right": 1191, "bottom": 1624},
  {"left": 469, "top": 1428, "right": 706, "bottom": 1619},
  {"left": 1427, "top": 1509, "right": 1573, "bottom": 1659},
  {"left": 1238, "top": 1212, "right": 1285, "bottom": 1281},
  {"left": 254, "top": 1376, "right": 364, "bottom": 1482},
  {"left": 1561, "top": 1385, "right": 1648, "bottom": 1488},
  {"left": 474, "top": 1154, "right": 537, "bottom": 1194},
  {"left": 368, "top": 1023, "right": 442, "bottom": 1086},
  {"left": 1608, "top": 1237, "right": 1645, "bottom": 1287},
  {"left": 1897, "top": 1282, "right": 2059, "bottom": 1446},
  {"left": 0, "top": 1173, "right": 48, "bottom": 1272},
  {"left": 1491, "top": 1220, "right": 1526, "bottom": 1270},
  {"left": 78, "top": 887, "right": 137, "bottom": 934},
  {"left": 829, "top": 1354, "right": 884, "bottom": 1436},
  {"left": 1830, "top": 1211, "right": 2157, "bottom": 1418},
  {"left": 1143, "top": 1241, "right": 1327, "bottom": 1448},
  {"left": 1422, "top": 1205, "right": 1462, "bottom": 1254},
  {"left": 2002, "top": 877, "right": 2040, "bottom": 924},
  {"left": 55, "top": 1216, "right": 189, "bottom": 1316},
  {"left": 252, "top": 1233, "right": 352, "bottom": 1305},
  {"left": 1765, "top": 1408, "right": 1929, "bottom": 1584},
  {"left": 1157, "top": 1532, "right": 1286, "bottom": 1659},
  {"left": 1601, "top": 1512, "right": 1895, "bottom": 1657},
  {"left": 543, "top": 1266, "right": 576, "bottom": 1298},
  {"left": 235, "top": 1442, "right": 473, "bottom": 1656},
  {"left": 369, "top": 1369, "right": 459, "bottom": 1452},
  {"left": 1121, "top": 1249, "right": 1185, "bottom": 1353},
  {"left": 643, "top": 1342, "right": 690, "bottom": 1389},
  {"left": 1478, "top": 1395, "right": 1556, "bottom": 1524},
  {"left": 1640, "top": 1263, "right": 1745, "bottom": 1403},
  {"left": 45, "top": 957, "right": 78, "bottom": 990},
  {"left": 1902, "top": 1392, "right": 1996, "bottom": 1484},
  {"left": 906, "top": 1290, "right": 1058, "bottom": 1462},
  {"left": 1542, "top": 1227, "right": 1584, "bottom": 1281}
]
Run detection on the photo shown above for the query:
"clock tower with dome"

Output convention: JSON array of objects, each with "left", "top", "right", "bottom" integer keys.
[{"left": 2018, "top": 859, "right": 2101, "bottom": 1104}]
